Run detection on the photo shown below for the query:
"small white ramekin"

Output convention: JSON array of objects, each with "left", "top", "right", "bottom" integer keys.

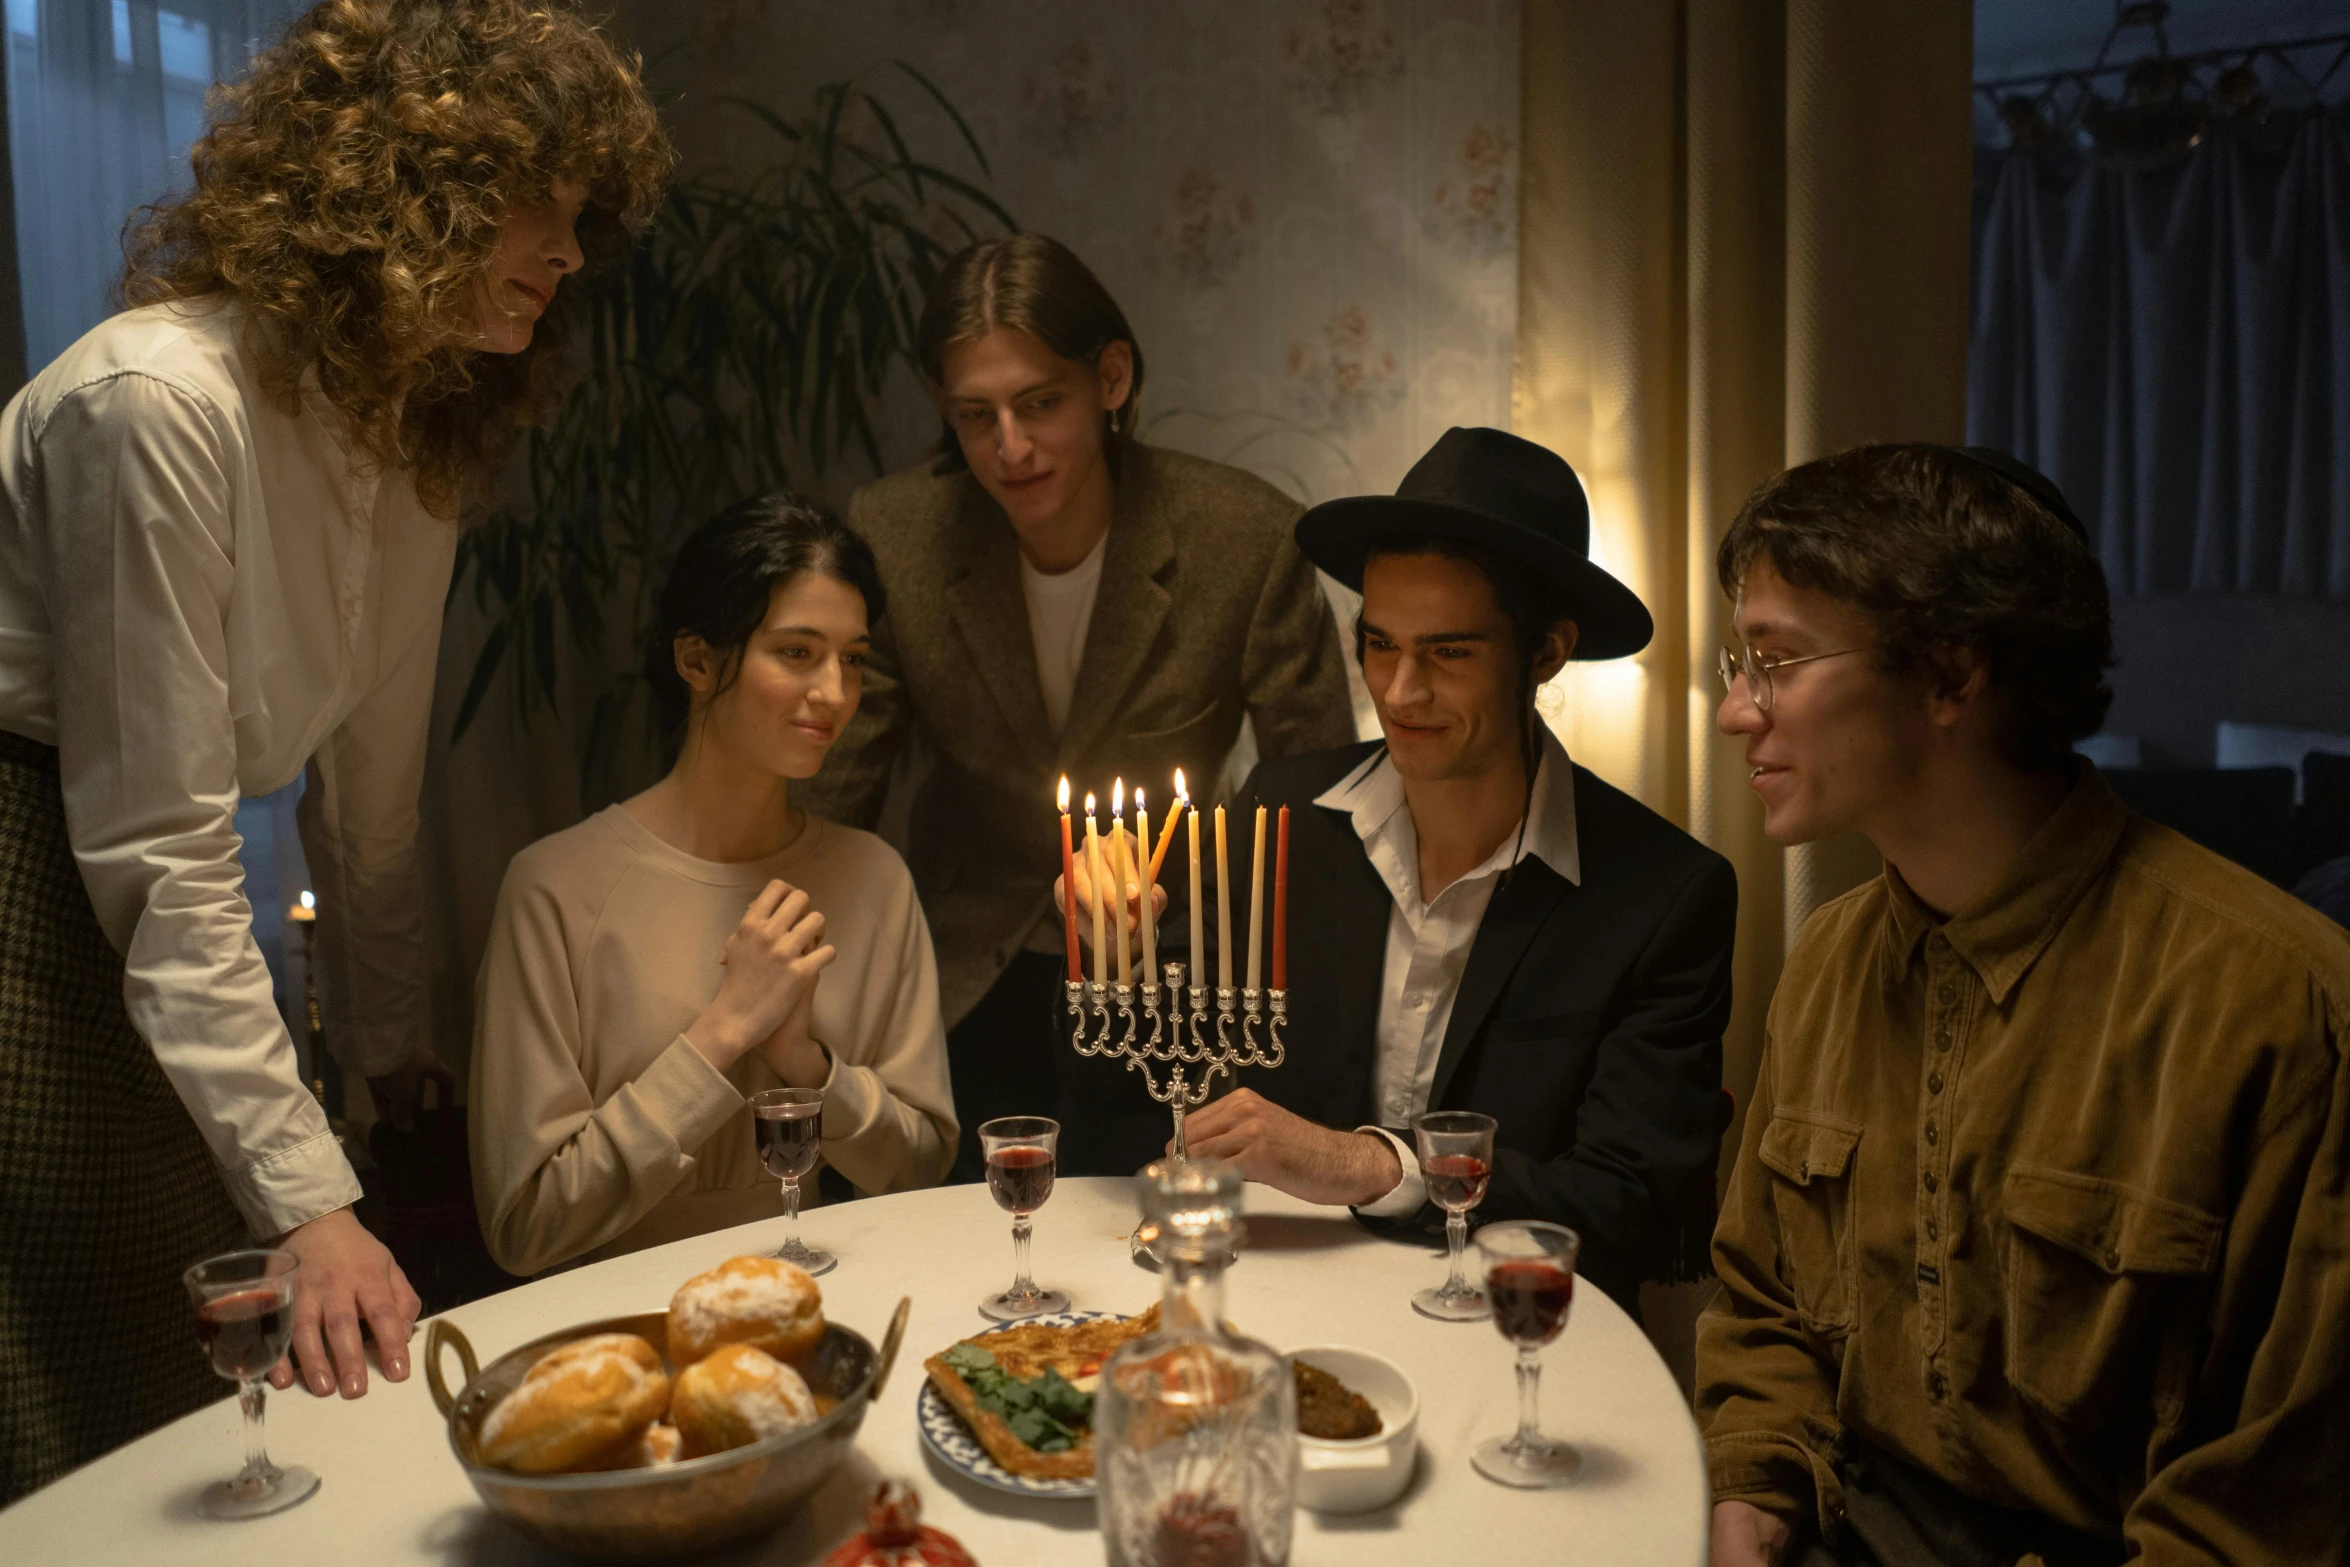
[{"left": 1289, "top": 1344, "right": 1419, "bottom": 1514}]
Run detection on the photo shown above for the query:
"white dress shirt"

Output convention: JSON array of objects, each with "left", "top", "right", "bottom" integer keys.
[
  {"left": 1316, "top": 727, "right": 1581, "bottom": 1216},
  {"left": 0, "top": 299, "right": 454, "bottom": 1237}
]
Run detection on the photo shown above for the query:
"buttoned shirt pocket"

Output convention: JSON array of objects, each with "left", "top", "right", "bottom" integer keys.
[
  {"left": 1756, "top": 1111, "right": 1864, "bottom": 1339},
  {"left": 2001, "top": 1165, "right": 2222, "bottom": 1433}
]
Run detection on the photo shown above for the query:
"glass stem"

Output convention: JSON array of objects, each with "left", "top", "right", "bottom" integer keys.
[
  {"left": 781, "top": 1175, "right": 802, "bottom": 1250},
  {"left": 237, "top": 1377, "right": 276, "bottom": 1487},
  {"left": 1512, "top": 1346, "right": 1545, "bottom": 1453},
  {"left": 1444, "top": 1210, "right": 1470, "bottom": 1295},
  {"left": 1011, "top": 1215, "right": 1036, "bottom": 1296}
]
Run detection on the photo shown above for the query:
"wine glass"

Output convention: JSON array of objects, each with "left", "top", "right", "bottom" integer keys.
[
  {"left": 1411, "top": 1109, "right": 1496, "bottom": 1321},
  {"left": 750, "top": 1086, "right": 835, "bottom": 1276},
  {"left": 1470, "top": 1220, "right": 1583, "bottom": 1488},
  {"left": 183, "top": 1249, "right": 318, "bottom": 1519},
  {"left": 977, "top": 1115, "right": 1069, "bottom": 1322}
]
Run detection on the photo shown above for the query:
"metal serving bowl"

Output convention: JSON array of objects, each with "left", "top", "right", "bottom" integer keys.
[{"left": 426, "top": 1298, "right": 910, "bottom": 1562}]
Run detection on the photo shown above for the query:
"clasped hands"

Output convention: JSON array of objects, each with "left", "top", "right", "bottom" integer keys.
[{"left": 687, "top": 878, "right": 838, "bottom": 1086}]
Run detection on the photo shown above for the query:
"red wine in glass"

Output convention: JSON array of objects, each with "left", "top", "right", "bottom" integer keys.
[
  {"left": 756, "top": 1101, "right": 822, "bottom": 1181},
  {"left": 987, "top": 1144, "right": 1056, "bottom": 1215},
  {"left": 195, "top": 1289, "right": 294, "bottom": 1381},
  {"left": 1423, "top": 1153, "right": 1491, "bottom": 1212},
  {"left": 183, "top": 1249, "right": 318, "bottom": 1519},
  {"left": 1487, "top": 1260, "right": 1575, "bottom": 1347},
  {"left": 748, "top": 1087, "right": 834, "bottom": 1276}
]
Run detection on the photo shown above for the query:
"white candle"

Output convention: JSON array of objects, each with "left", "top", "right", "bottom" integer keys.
[
  {"left": 1246, "top": 804, "right": 1267, "bottom": 992},
  {"left": 1182, "top": 773, "right": 1202, "bottom": 988},
  {"left": 1111, "top": 779, "right": 1131, "bottom": 986},
  {"left": 1136, "top": 790, "right": 1157, "bottom": 988},
  {"left": 1215, "top": 805, "right": 1232, "bottom": 990}
]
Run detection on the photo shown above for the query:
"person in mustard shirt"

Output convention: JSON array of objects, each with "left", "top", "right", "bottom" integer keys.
[{"left": 1699, "top": 445, "right": 2350, "bottom": 1566}]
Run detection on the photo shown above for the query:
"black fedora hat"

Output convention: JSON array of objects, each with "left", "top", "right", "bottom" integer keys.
[{"left": 1295, "top": 427, "right": 1653, "bottom": 660}]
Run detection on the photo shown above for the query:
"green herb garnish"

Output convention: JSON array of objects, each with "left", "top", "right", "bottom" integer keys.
[{"left": 941, "top": 1343, "right": 1095, "bottom": 1453}]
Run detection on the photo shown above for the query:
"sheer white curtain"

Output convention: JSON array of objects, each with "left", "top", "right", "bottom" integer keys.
[{"left": 6, "top": 0, "right": 307, "bottom": 368}]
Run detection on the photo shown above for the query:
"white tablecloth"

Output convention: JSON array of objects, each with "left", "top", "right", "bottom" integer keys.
[{"left": 1, "top": 1178, "right": 1707, "bottom": 1564}]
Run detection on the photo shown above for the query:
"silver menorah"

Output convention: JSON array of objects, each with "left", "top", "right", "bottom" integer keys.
[{"left": 1064, "top": 961, "right": 1287, "bottom": 1158}]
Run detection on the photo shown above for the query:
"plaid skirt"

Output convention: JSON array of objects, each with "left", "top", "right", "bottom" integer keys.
[{"left": 0, "top": 732, "right": 249, "bottom": 1503}]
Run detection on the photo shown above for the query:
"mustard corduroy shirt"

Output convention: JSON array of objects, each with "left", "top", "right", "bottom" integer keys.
[{"left": 1699, "top": 767, "right": 2350, "bottom": 1563}]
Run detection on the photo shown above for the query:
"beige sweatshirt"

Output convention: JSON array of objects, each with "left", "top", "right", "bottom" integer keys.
[{"left": 470, "top": 805, "right": 956, "bottom": 1275}]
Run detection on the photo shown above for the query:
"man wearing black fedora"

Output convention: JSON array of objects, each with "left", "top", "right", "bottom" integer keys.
[{"left": 1079, "top": 426, "right": 1737, "bottom": 1312}]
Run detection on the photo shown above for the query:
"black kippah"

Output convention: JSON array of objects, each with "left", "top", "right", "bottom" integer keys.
[{"left": 1942, "top": 445, "right": 2091, "bottom": 545}]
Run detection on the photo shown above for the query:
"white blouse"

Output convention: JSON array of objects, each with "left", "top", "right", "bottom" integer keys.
[{"left": 0, "top": 299, "right": 454, "bottom": 1238}]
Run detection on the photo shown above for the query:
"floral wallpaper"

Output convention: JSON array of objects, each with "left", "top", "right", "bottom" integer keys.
[{"left": 624, "top": 0, "right": 1521, "bottom": 514}]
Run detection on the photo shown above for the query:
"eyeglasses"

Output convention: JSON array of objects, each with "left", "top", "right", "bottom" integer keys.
[{"left": 1718, "top": 643, "right": 1867, "bottom": 713}]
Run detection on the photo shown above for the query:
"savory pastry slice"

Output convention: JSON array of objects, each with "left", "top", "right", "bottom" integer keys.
[{"left": 921, "top": 1306, "right": 1160, "bottom": 1480}]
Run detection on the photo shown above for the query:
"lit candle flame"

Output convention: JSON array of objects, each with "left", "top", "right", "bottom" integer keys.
[
  {"left": 1084, "top": 792, "right": 1097, "bottom": 817},
  {"left": 1135, "top": 787, "right": 1146, "bottom": 810},
  {"left": 1174, "top": 767, "right": 1189, "bottom": 806},
  {"left": 1112, "top": 777, "right": 1125, "bottom": 816},
  {"left": 1057, "top": 775, "right": 1070, "bottom": 813}
]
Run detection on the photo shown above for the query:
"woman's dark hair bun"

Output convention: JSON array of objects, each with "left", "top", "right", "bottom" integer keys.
[{"left": 642, "top": 493, "right": 886, "bottom": 748}]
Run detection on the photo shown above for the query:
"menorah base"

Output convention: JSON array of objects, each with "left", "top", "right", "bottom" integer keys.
[{"left": 1066, "top": 962, "right": 1289, "bottom": 1168}]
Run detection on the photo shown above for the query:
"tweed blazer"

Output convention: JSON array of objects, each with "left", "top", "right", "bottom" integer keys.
[{"left": 796, "top": 444, "right": 1356, "bottom": 1026}]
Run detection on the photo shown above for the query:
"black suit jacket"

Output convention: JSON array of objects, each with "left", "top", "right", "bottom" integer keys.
[{"left": 1060, "top": 741, "right": 1735, "bottom": 1311}]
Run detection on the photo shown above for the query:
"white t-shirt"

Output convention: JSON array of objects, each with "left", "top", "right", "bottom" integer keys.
[{"left": 1019, "top": 531, "right": 1109, "bottom": 737}]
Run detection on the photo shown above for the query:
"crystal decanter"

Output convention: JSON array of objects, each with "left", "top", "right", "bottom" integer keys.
[{"left": 1096, "top": 1158, "right": 1297, "bottom": 1567}]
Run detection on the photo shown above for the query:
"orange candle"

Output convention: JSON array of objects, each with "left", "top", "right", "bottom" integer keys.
[
  {"left": 1273, "top": 804, "right": 1290, "bottom": 991},
  {"left": 1084, "top": 794, "right": 1107, "bottom": 988},
  {"left": 1246, "top": 804, "right": 1267, "bottom": 991},
  {"left": 1147, "top": 778, "right": 1183, "bottom": 883},
  {"left": 1057, "top": 777, "right": 1080, "bottom": 983}
]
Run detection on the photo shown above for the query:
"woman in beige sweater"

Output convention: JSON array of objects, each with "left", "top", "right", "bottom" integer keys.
[{"left": 471, "top": 496, "right": 956, "bottom": 1277}]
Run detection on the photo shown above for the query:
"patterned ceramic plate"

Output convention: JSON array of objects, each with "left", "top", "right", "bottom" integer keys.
[{"left": 914, "top": 1310, "right": 1130, "bottom": 1500}]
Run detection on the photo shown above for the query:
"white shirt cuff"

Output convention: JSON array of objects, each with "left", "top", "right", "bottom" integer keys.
[
  {"left": 227, "top": 1128, "right": 364, "bottom": 1239},
  {"left": 1351, "top": 1126, "right": 1426, "bottom": 1218}
]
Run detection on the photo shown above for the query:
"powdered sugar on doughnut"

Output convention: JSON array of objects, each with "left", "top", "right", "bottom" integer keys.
[
  {"left": 669, "top": 1256, "right": 820, "bottom": 1357},
  {"left": 734, "top": 1357, "right": 819, "bottom": 1437}
]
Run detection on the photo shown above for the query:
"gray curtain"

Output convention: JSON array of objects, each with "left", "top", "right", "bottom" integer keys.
[{"left": 1968, "top": 106, "right": 2350, "bottom": 600}]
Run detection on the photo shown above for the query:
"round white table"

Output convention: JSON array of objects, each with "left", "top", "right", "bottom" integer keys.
[{"left": 1, "top": 1179, "right": 1707, "bottom": 1564}]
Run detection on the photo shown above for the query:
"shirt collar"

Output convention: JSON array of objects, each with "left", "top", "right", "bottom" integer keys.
[
  {"left": 1879, "top": 763, "right": 2131, "bottom": 1004},
  {"left": 1314, "top": 724, "right": 1582, "bottom": 891}
]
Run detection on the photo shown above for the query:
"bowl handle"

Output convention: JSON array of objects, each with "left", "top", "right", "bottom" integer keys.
[
  {"left": 871, "top": 1296, "right": 912, "bottom": 1400},
  {"left": 425, "top": 1318, "right": 480, "bottom": 1418}
]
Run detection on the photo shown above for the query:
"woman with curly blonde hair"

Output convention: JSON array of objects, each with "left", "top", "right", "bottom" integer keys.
[{"left": 0, "top": 1, "right": 669, "bottom": 1502}]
